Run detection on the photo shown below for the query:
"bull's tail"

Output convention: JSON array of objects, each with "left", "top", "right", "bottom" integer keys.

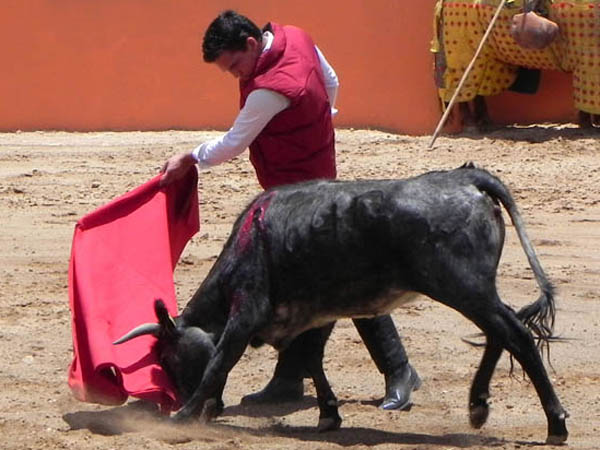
[{"left": 468, "top": 167, "right": 556, "bottom": 352}]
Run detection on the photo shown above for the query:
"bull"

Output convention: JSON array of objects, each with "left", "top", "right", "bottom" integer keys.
[{"left": 115, "top": 164, "right": 568, "bottom": 444}]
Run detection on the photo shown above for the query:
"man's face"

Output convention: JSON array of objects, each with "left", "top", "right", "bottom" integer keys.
[{"left": 214, "top": 37, "right": 260, "bottom": 81}]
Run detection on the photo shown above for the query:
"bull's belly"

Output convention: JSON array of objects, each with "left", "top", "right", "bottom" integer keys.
[
  {"left": 258, "top": 289, "right": 421, "bottom": 350},
  {"left": 306, "top": 289, "right": 422, "bottom": 325}
]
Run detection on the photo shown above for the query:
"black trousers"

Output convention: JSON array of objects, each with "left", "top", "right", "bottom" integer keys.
[{"left": 272, "top": 314, "right": 408, "bottom": 379}]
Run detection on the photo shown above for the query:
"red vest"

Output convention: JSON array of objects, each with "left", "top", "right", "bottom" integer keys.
[{"left": 240, "top": 23, "right": 336, "bottom": 190}]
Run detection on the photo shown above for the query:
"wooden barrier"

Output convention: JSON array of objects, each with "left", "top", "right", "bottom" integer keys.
[{"left": 0, "top": 0, "right": 575, "bottom": 134}]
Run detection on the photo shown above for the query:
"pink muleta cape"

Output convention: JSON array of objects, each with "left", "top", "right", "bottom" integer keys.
[{"left": 68, "top": 168, "right": 199, "bottom": 412}]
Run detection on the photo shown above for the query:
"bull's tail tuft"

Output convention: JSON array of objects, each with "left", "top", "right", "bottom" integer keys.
[{"left": 517, "top": 280, "right": 556, "bottom": 356}]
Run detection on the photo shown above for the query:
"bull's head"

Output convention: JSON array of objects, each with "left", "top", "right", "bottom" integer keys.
[{"left": 113, "top": 299, "right": 216, "bottom": 403}]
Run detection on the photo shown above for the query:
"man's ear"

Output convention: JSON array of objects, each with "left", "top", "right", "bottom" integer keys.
[{"left": 246, "top": 36, "right": 259, "bottom": 53}]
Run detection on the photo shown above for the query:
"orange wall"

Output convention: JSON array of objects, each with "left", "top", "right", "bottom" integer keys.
[{"left": 0, "top": 0, "right": 575, "bottom": 134}]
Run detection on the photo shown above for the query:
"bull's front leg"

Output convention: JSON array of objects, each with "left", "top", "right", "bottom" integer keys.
[
  {"left": 172, "top": 324, "right": 250, "bottom": 423},
  {"left": 173, "top": 285, "right": 272, "bottom": 423}
]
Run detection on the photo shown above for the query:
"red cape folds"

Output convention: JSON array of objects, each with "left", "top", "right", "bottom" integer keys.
[{"left": 67, "top": 168, "right": 199, "bottom": 412}]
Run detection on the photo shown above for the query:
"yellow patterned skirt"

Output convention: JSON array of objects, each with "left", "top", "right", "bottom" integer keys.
[{"left": 432, "top": 0, "right": 600, "bottom": 114}]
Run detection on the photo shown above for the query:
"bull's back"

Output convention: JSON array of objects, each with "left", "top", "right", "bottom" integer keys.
[{"left": 260, "top": 168, "right": 505, "bottom": 310}]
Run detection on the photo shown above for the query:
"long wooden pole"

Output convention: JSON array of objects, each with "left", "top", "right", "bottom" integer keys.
[{"left": 428, "top": 0, "right": 508, "bottom": 149}]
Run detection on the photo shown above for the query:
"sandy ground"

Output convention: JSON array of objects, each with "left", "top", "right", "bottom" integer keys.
[{"left": 1, "top": 126, "right": 599, "bottom": 449}]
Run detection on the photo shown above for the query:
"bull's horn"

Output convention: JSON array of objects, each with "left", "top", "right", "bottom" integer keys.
[{"left": 113, "top": 323, "right": 160, "bottom": 345}]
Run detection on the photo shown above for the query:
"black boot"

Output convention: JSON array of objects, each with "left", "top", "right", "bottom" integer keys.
[
  {"left": 241, "top": 324, "right": 335, "bottom": 405},
  {"left": 381, "top": 362, "right": 422, "bottom": 410},
  {"left": 354, "top": 315, "right": 422, "bottom": 410},
  {"left": 240, "top": 374, "right": 303, "bottom": 405}
]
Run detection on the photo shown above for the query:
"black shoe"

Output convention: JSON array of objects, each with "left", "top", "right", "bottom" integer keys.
[
  {"left": 240, "top": 376, "right": 304, "bottom": 405},
  {"left": 380, "top": 363, "right": 422, "bottom": 410}
]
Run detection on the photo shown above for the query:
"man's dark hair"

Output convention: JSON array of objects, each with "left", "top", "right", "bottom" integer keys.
[{"left": 202, "top": 10, "right": 262, "bottom": 63}]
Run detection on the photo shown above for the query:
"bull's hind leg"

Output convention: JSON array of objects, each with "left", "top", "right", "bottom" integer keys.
[
  {"left": 467, "top": 302, "right": 568, "bottom": 444},
  {"left": 468, "top": 339, "right": 503, "bottom": 429},
  {"left": 301, "top": 324, "right": 342, "bottom": 432}
]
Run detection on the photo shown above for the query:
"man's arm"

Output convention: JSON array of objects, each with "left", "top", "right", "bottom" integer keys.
[
  {"left": 192, "top": 90, "right": 290, "bottom": 167},
  {"left": 160, "top": 90, "right": 289, "bottom": 186}
]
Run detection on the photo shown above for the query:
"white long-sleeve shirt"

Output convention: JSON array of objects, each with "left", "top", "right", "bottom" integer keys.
[{"left": 192, "top": 31, "right": 339, "bottom": 167}]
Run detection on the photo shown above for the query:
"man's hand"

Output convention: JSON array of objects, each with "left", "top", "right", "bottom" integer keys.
[{"left": 160, "top": 152, "right": 197, "bottom": 187}]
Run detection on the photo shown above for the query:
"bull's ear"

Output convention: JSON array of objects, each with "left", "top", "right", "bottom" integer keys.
[{"left": 154, "top": 299, "right": 178, "bottom": 339}]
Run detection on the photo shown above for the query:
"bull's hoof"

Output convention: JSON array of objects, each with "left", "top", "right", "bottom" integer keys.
[
  {"left": 201, "top": 398, "right": 224, "bottom": 420},
  {"left": 171, "top": 403, "right": 205, "bottom": 424},
  {"left": 546, "top": 433, "right": 568, "bottom": 445},
  {"left": 469, "top": 404, "right": 489, "bottom": 429},
  {"left": 317, "top": 414, "right": 342, "bottom": 432},
  {"left": 546, "top": 411, "right": 569, "bottom": 445},
  {"left": 171, "top": 410, "right": 197, "bottom": 424}
]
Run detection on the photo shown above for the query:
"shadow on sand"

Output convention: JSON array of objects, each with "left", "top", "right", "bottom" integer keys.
[
  {"left": 442, "top": 124, "right": 598, "bottom": 144},
  {"left": 60, "top": 397, "right": 541, "bottom": 448}
]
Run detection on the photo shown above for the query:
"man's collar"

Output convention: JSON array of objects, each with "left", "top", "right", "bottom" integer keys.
[{"left": 262, "top": 30, "right": 274, "bottom": 53}]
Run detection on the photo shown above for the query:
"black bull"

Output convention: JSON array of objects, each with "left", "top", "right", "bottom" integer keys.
[{"left": 115, "top": 165, "right": 568, "bottom": 444}]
